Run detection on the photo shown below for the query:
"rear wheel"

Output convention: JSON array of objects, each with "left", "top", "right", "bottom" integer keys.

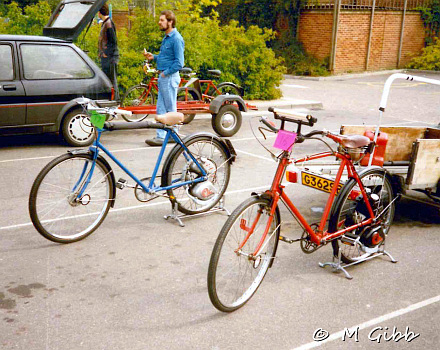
[
  {"left": 163, "top": 136, "right": 230, "bottom": 215},
  {"left": 120, "top": 84, "right": 154, "bottom": 122},
  {"left": 208, "top": 196, "right": 280, "bottom": 312},
  {"left": 330, "top": 169, "right": 395, "bottom": 264}
]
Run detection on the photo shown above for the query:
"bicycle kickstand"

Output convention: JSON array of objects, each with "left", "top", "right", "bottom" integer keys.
[
  {"left": 319, "top": 248, "right": 353, "bottom": 280},
  {"left": 164, "top": 197, "right": 185, "bottom": 227}
]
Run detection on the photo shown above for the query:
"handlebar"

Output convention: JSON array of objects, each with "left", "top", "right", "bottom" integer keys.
[
  {"left": 86, "top": 102, "right": 133, "bottom": 119},
  {"left": 143, "top": 61, "right": 157, "bottom": 74},
  {"left": 268, "top": 107, "right": 317, "bottom": 127}
]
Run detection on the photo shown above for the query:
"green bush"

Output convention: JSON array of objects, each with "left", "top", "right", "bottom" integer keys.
[
  {"left": 272, "top": 35, "right": 329, "bottom": 77},
  {"left": 407, "top": 37, "right": 440, "bottom": 71},
  {"left": 130, "top": 11, "right": 285, "bottom": 99}
]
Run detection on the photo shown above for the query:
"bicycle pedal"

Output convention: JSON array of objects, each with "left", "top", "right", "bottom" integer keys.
[
  {"left": 279, "top": 235, "right": 295, "bottom": 244},
  {"left": 341, "top": 233, "right": 358, "bottom": 245},
  {"left": 116, "top": 178, "right": 127, "bottom": 189}
]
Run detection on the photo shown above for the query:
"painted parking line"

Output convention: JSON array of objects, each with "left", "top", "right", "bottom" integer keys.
[
  {"left": 0, "top": 185, "right": 270, "bottom": 231},
  {"left": 0, "top": 135, "right": 272, "bottom": 164},
  {"left": 235, "top": 149, "right": 274, "bottom": 162},
  {"left": 292, "top": 294, "right": 440, "bottom": 350}
]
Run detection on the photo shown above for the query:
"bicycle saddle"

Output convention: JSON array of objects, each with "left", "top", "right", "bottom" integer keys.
[
  {"left": 155, "top": 112, "right": 184, "bottom": 126},
  {"left": 340, "top": 134, "right": 371, "bottom": 149},
  {"left": 180, "top": 67, "right": 192, "bottom": 75},
  {"left": 208, "top": 69, "right": 221, "bottom": 77}
]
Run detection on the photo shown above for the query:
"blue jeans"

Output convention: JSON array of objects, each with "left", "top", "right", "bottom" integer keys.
[{"left": 156, "top": 72, "right": 180, "bottom": 139}]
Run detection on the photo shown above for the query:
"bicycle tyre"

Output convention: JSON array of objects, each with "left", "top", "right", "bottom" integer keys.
[
  {"left": 29, "top": 153, "right": 115, "bottom": 243},
  {"left": 329, "top": 168, "right": 395, "bottom": 264},
  {"left": 163, "top": 135, "right": 231, "bottom": 215},
  {"left": 208, "top": 196, "right": 280, "bottom": 312},
  {"left": 120, "top": 84, "right": 155, "bottom": 122},
  {"left": 211, "top": 82, "right": 242, "bottom": 98}
]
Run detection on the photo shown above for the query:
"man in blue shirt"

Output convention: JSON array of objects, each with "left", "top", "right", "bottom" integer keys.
[{"left": 144, "top": 10, "right": 184, "bottom": 146}]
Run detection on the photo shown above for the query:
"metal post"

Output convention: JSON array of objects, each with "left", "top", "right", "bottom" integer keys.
[
  {"left": 330, "top": 0, "right": 342, "bottom": 73},
  {"left": 397, "top": 0, "right": 408, "bottom": 68},
  {"left": 365, "top": 0, "right": 376, "bottom": 71}
]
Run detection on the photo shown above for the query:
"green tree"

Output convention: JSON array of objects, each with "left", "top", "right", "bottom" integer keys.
[
  {"left": 204, "top": 0, "right": 328, "bottom": 76},
  {"left": 1, "top": 1, "right": 51, "bottom": 35},
  {"left": 417, "top": 0, "right": 440, "bottom": 45}
]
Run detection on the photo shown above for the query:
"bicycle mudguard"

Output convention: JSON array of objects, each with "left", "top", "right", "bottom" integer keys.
[
  {"left": 249, "top": 192, "right": 280, "bottom": 268},
  {"left": 67, "top": 149, "right": 117, "bottom": 208},
  {"left": 328, "top": 166, "right": 393, "bottom": 231},
  {"left": 209, "top": 95, "right": 247, "bottom": 113},
  {"left": 217, "top": 82, "right": 244, "bottom": 97},
  {"left": 160, "top": 132, "right": 236, "bottom": 187}
]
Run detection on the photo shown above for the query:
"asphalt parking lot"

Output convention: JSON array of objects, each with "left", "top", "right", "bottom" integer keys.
[{"left": 0, "top": 72, "right": 439, "bottom": 349}]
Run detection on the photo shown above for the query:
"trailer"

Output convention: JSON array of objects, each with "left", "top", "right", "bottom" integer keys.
[
  {"left": 299, "top": 73, "right": 440, "bottom": 206},
  {"left": 121, "top": 94, "right": 257, "bottom": 138}
]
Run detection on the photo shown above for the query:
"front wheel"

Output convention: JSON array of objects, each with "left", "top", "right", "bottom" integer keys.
[
  {"left": 120, "top": 84, "right": 154, "bottom": 122},
  {"left": 163, "top": 136, "right": 231, "bottom": 215},
  {"left": 29, "top": 153, "right": 115, "bottom": 243},
  {"left": 329, "top": 168, "right": 395, "bottom": 264},
  {"left": 211, "top": 104, "right": 242, "bottom": 137},
  {"left": 208, "top": 196, "right": 280, "bottom": 312}
]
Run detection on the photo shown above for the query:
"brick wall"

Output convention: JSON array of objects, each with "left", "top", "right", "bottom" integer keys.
[
  {"left": 112, "top": 10, "right": 131, "bottom": 31},
  {"left": 298, "top": 11, "right": 333, "bottom": 61},
  {"left": 298, "top": 9, "right": 426, "bottom": 73}
]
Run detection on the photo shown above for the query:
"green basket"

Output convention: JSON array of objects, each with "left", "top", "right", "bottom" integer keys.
[{"left": 88, "top": 109, "right": 106, "bottom": 129}]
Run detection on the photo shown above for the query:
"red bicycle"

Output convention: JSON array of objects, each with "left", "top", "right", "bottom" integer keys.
[
  {"left": 121, "top": 61, "right": 243, "bottom": 123},
  {"left": 208, "top": 108, "right": 398, "bottom": 312},
  {"left": 119, "top": 61, "right": 162, "bottom": 122}
]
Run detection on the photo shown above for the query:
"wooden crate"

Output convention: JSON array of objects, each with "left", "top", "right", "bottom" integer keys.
[{"left": 340, "top": 125, "right": 440, "bottom": 190}]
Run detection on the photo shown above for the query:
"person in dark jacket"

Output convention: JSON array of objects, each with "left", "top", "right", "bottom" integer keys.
[{"left": 98, "top": 3, "right": 119, "bottom": 100}]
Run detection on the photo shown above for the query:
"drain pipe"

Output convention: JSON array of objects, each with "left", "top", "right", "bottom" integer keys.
[
  {"left": 397, "top": 0, "right": 408, "bottom": 68},
  {"left": 329, "top": 0, "right": 341, "bottom": 73},
  {"left": 365, "top": 0, "right": 376, "bottom": 71}
]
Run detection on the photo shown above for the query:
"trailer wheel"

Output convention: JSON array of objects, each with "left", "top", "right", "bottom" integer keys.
[{"left": 211, "top": 105, "right": 241, "bottom": 137}]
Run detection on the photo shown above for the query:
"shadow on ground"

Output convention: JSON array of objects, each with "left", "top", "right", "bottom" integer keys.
[
  {"left": 394, "top": 196, "right": 440, "bottom": 226},
  {"left": 0, "top": 133, "right": 62, "bottom": 149}
]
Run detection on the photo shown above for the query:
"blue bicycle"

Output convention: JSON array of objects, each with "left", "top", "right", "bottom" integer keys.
[{"left": 29, "top": 100, "right": 235, "bottom": 243}]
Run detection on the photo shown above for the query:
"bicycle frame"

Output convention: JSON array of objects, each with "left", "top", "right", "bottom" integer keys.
[
  {"left": 74, "top": 127, "right": 208, "bottom": 200},
  {"left": 246, "top": 150, "right": 377, "bottom": 258}
]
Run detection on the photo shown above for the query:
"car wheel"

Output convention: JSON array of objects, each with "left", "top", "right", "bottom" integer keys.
[{"left": 61, "top": 108, "right": 95, "bottom": 147}]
